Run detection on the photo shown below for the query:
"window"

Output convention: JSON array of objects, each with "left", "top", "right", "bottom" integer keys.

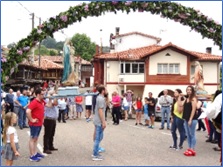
[
  {"left": 120, "top": 62, "right": 144, "bottom": 74},
  {"left": 158, "top": 63, "right": 168, "bottom": 74},
  {"left": 125, "top": 63, "right": 131, "bottom": 73},
  {"left": 132, "top": 64, "right": 138, "bottom": 73},
  {"left": 157, "top": 63, "right": 179, "bottom": 74},
  {"left": 81, "top": 66, "right": 92, "bottom": 72},
  {"left": 121, "top": 63, "right": 124, "bottom": 74},
  {"left": 139, "top": 64, "right": 144, "bottom": 73},
  {"left": 169, "top": 64, "right": 179, "bottom": 74}
]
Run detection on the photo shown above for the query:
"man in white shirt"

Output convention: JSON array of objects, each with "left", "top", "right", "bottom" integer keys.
[
  {"left": 85, "top": 90, "right": 93, "bottom": 122},
  {"left": 57, "top": 98, "right": 67, "bottom": 123}
]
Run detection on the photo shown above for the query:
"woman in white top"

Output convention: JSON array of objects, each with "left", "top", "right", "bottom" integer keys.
[
  {"left": 85, "top": 91, "right": 93, "bottom": 122},
  {"left": 3, "top": 112, "right": 20, "bottom": 166},
  {"left": 122, "top": 94, "right": 129, "bottom": 121}
]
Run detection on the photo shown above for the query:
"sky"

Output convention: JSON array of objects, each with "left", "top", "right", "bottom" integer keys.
[{"left": 1, "top": 1, "right": 222, "bottom": 55}]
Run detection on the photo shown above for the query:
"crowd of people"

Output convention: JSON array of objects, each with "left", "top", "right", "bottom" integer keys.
[{"left": 0, "top": 82, "right": 222, "bottom": 164}]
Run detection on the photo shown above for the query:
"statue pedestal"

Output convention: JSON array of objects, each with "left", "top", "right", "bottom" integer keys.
[
  {"left": 49, "top": 86, "right": 98, "bottom": 99},
  {"left": 196, "top": 89, "right": 212, "bottom": 101}
]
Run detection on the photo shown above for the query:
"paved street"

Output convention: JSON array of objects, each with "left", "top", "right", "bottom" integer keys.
[{"left": 3, "top": 112, "right": 220, "bottom": 166}]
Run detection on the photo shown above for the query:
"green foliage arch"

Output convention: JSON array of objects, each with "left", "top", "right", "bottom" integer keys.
[{"left": 1, "top": 1, "right": 222, "bottom": 83}]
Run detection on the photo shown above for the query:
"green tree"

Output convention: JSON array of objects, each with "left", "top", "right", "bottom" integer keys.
[
  {"left": 71, "top": 33, "right": 96, "bottom": 61},
  {"left": 56, "top": 41, "right": 64, "bottom": 51},
  {"left": 49, "top": 49, "right": 57, "bottom": 56},
  {"left": 34, "top": 45, "right": 50, "bottom": 55},
  {"left": 7, "top": 43, "right": 16, "bottom": 49},
  {"left": 41, "top": 36, "right": 57, "bottom": 49}
]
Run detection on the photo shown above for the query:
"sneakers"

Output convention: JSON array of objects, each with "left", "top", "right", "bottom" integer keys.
[
  {"left": 35, "top": 152, "right": 44, "bottom": 159},
  {"left": 29, "top": 155, "right": 40, "bottom": 162},
  {"left": 98, "top": 147, "right": 105, "bottom": 153},
  {"left": 169, "top": 145, "right": 177, "bottom": 149},
  {"left": 92, "top": 155, "right": 103, "bottom": 161},
  {"left": 148, "top": 125, "right": 154, "bottom": 129}
]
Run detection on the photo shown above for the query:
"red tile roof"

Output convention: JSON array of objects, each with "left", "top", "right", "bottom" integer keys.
[
  {"left": 95, "top": 42, "right": 222, "bottom": 61},
  {"left": 19, "top": 59, "right": 47, "bottom": 70},
  {"left": 114, "top": 32, "right": 161, "bottom": 43},
  {"left": 190, "top": 51, "right": 222, "bottom": 61},
  {"left": 41, "top": 55, "right": 63, "bottom": 62},
  {"left": 41, "top": 55, "right": 91, "bottom": 65},
  {"left": 35, "top": 58, "right": 63, "bottom": 69},
  {"left": 20, "top": 58, "right": 63, "bottom": 70},
  {"left": 95, "top": 45, "right": 162, "bottom": 60}
]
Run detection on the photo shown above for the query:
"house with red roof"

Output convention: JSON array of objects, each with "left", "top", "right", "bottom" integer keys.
[{"left": 93, "top": 29, "right": 222, "bottom": 98}]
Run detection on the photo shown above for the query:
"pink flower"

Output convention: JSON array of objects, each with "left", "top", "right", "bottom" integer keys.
[
  {"left": 5, "top": 76, "right": 9, "bottom": 81},
  {"left": 23, "top": 46, "right": 30, "bottom": 51},
  {"left": 1, "top": 57, "right": 7, "bottom": 62},
  {"left": 178, "top": 13, "right": 188, "bottom": 19},
  {"left": 112, "top": 1, "right": 118, "bottom": 5},
  {"left": 17, "top": 50, "right": 23, "bottom": 55},
  {"left": 142, "top": 3, "right": 148, "bottom": 8},
  {"left": 215, "top": 21, "right": 219, "bottom": 25},
  {"left": 125, "top": 1, "right": 132, "bottom": 6},
  {"left": 39, "top": 24, "right": 44, "bottom": 28},
  {"left": 10, "top": 68, "right": 14, "bottom": 75},
  {"left": 208, "top": 18, "right": 213, "bottom": 21},
  {"left": 37, "top": 30, "right": 42, "bottom": 34},
  {"left": 60, "top": 15, "right": 68, "bottom": 22},
  {"left": 209, "top": 28, "right": 214, "bottom": 33},
  {"left": 84, "top": 5, "right": 89, "bottom": 11},
  {"left": 138, "top": 9, "right": 144, "bottom": 12}
]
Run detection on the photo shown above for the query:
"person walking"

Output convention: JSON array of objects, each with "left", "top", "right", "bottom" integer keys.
[
  {"left": 26, "top": 88, "right": 46, "bottom": 162},
  {"left": 92, "top": 85, "right": 106, "bottom": 161},
  {"left": 159, "top": 89, "right": 173, "bottom": 130}
]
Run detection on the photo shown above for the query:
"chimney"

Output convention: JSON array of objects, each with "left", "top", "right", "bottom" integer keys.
[
  {"left": 115, "top": 27, "right": 120, "bottom": 36},
  {"left": 206, "top": 47, "right": 212, "bottom": 54},
  {"left": 95, "top": 45, "right": 99, "bottom": 55}
]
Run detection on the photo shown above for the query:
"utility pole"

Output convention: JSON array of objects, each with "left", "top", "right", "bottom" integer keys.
[
  {"left": 39, "top": 17, "right": 41, "bottom": 67},
  {"left": 30, "top": 13, "right": 34, "bottom": 30}
]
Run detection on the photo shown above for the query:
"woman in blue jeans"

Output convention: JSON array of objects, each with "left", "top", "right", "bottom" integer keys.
[
  {"left": 169, "top": 89, "right": 185, "bottom": 150},
  {"left": 182, "top": 86, "right": 198, "bottom": 156}
]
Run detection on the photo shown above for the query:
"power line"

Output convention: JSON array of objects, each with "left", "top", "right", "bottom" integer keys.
[
  {"left": 17, "top": 1, "right": 32, "bottom": 14},
  {"left": 17, "top": 1, "right": 68, "bottom": 39}
]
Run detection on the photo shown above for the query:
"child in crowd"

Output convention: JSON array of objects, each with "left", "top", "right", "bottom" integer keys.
[{"left": 143, "top": 97, "right": 150, "bottom": 126}]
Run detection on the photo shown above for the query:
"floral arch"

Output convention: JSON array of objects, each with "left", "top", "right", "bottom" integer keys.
[{"left": 1, "top": 1, "right": 222, "bottom": 83}]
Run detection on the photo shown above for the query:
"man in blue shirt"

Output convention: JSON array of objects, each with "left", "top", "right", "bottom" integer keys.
[{"left": 15, "top": 89, "right": 29, "bottom": 129}]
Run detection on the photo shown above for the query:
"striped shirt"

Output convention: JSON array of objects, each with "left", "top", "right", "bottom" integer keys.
[
  {"left": 44, "top": 98, "right": 58, "bottom": 119},
  {"left": 44, "top": 106, "right": 58, "bottom": 119}
]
